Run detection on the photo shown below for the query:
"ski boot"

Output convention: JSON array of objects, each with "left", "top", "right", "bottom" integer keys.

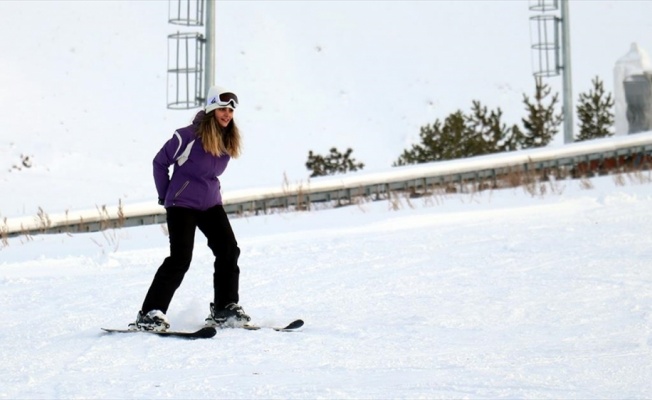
[
  {"left": 128, "top": 310, "right": 170, "bottom": 332},
  {"left": 205, "top": 303, "right": 251, "bottom": 328}
]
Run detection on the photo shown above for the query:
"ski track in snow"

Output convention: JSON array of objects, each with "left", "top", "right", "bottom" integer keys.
[{"left": 1, "top": 176, "right": 652, "bottom": 398}]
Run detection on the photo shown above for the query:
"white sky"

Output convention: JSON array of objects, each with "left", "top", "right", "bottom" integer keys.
[{"left": 2, "top": 0, "right": 652, "bottom": 217}]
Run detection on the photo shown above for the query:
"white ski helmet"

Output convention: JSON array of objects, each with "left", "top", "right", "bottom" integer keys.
[{"left": 205, "top": 86, "right": 239, "bottom": 113}]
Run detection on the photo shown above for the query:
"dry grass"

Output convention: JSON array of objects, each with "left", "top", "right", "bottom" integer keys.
[
  {"left": 613, "top": 173, "right": 626, "bottom": 187},
  {"left": 3, "top": 158, "right": 652, "bottom": 248},
  {"left": 625, "top": 169, "right": 652, "bottom": 185},
  {"left": 36, "top": 207, "right": 51, "bottom": 232},
  {"left": 3, "top": 200, "right": 128, "bottom": 251},
  {"left": 579, "top": 177, "right": 594, "bottom": 190},
  {"left": 1, "top": 217, "right": 8, "bottom": 248}
]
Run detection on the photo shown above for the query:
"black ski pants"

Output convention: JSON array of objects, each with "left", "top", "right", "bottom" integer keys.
[{"left": 141, "top": 205, "right": 241, "bottom": 314}]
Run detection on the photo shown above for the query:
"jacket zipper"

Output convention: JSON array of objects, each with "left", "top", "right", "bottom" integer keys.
[{"left": 175, "top": 181, "right": 189, "bottom": 198}]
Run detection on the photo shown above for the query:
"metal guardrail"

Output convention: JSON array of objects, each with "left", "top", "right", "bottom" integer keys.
[{"left": 3, "top": 132, "right": 652, "bottom": 239}]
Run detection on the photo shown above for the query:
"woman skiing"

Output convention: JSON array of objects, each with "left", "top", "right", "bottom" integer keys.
[{"left": 129, "top": 85, "right": 250, "bottom": 331}]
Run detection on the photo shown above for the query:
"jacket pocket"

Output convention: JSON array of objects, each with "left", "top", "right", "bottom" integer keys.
[{"left": 174, "top": 180, "right": 190, "bottom": 198}]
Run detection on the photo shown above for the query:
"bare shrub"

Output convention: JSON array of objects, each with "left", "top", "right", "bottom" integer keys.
[
  {"left": 1, "top": 217, "right": 8, "bottom": 248},
  {"left": 627, "top": 170, "right": 652, "bottom": 185},
  {"left": 117, "top": 199, "right": 126, "bottom": 227},
  {"left": 36, "top": 207, "right": 51, "bottom": 232},
  {"left": 612, "top": 173, "right": 626, "bottom": 186},
  {"left": 547, "top": 177, "right": 566, "bottom": 195},
  {"left": 579, "top": 177, "right": 594, "bottom": 190},
  {"left": 503, "top": 167, "right": 525, "bottom": 188},
  {"left": 388, "top": 191, "right": 403, "bottom": 211}
]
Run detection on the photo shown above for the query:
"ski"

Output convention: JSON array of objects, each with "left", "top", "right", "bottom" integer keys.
[
  {"left": 241, "top": 319, "right": 304, "bottom": 332},
  {"left": 101, "top": 326, "right": 217, "bottom": 339},
  {"left": 101, "top": 319, "right": 303, "bottom": 338}
]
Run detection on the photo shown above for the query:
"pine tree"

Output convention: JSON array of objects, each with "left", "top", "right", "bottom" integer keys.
[
  {"left": 575, "top": 76, "right": 615, "bottom": 142},
  {"left": 466, "top": 100, "right": 522, "bottom": 153},
  {"left": 394, "top": 120, "right": 442, "bottom": 166},
  {"left": 394, "top": 101, "right": 525, "bottom": 167},
  {"left": 394, "top": 110, "right": 479, "bottom": 166},
  {"left": 520, "top": 76, "right": 563, "bottom": 148},
  {"left": 438, "top": 111, "right": 474, "bottom": 160},
  {"left": 305, "top": 147, "right": 364, "bottom": 177}
]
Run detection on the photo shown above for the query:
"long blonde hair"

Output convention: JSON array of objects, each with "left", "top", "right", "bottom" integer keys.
[{"left": 197, "top": 111, "right": 242, "bottom": 158}]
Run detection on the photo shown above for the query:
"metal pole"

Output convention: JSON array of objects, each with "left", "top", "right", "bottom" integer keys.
[
  {"left": 204, "top": 0, "right": 215, "bottom": 98},
  {"left": 561, "top": 0, "right": 573, "bottom": 143}
]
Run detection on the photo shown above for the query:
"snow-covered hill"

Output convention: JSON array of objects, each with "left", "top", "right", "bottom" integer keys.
[
  {"left": 1, "top": 174, "right": 652, "bottom": 398},
  {"left": 2, "top": 1, "right": 652, "bottom": 217}
]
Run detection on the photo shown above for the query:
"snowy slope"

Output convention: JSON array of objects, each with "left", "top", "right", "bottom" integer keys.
[{"left": 1, "top": 174, "right": 652, "bottom": 398}]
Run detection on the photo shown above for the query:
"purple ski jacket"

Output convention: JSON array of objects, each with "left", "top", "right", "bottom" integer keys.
[{"left": 153, "top": 111, "right": 230, "bottom": 210}]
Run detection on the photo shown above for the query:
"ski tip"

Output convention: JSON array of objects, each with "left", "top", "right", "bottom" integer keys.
[
  {"left": 101, "top": 327, "right": 129, "bottom": 334},
  {"left": 155, "top": 326, "right": 217, "bottom": 339},
  {"left": 193, "top": 326, "right": 218, "bottom": 338},
  {"left": 283, "top": 319, "right": 304, "bottom": 330}
]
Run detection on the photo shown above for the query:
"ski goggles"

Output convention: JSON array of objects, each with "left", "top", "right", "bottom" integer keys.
[{"left": 208, "top": 92, "right": 239, "bottom": 109}]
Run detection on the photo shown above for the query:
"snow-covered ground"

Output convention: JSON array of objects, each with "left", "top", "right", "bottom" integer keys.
[{"left": 2, "top": 173, "right": 652, "bottom": 399}]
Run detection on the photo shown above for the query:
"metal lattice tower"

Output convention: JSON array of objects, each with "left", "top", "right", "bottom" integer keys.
[
  {"left": 166, "top": 0, "right": 215, "bottom": 110},
  {"left": 529, "top": 0, "right": 573, "bottom": 144}
]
